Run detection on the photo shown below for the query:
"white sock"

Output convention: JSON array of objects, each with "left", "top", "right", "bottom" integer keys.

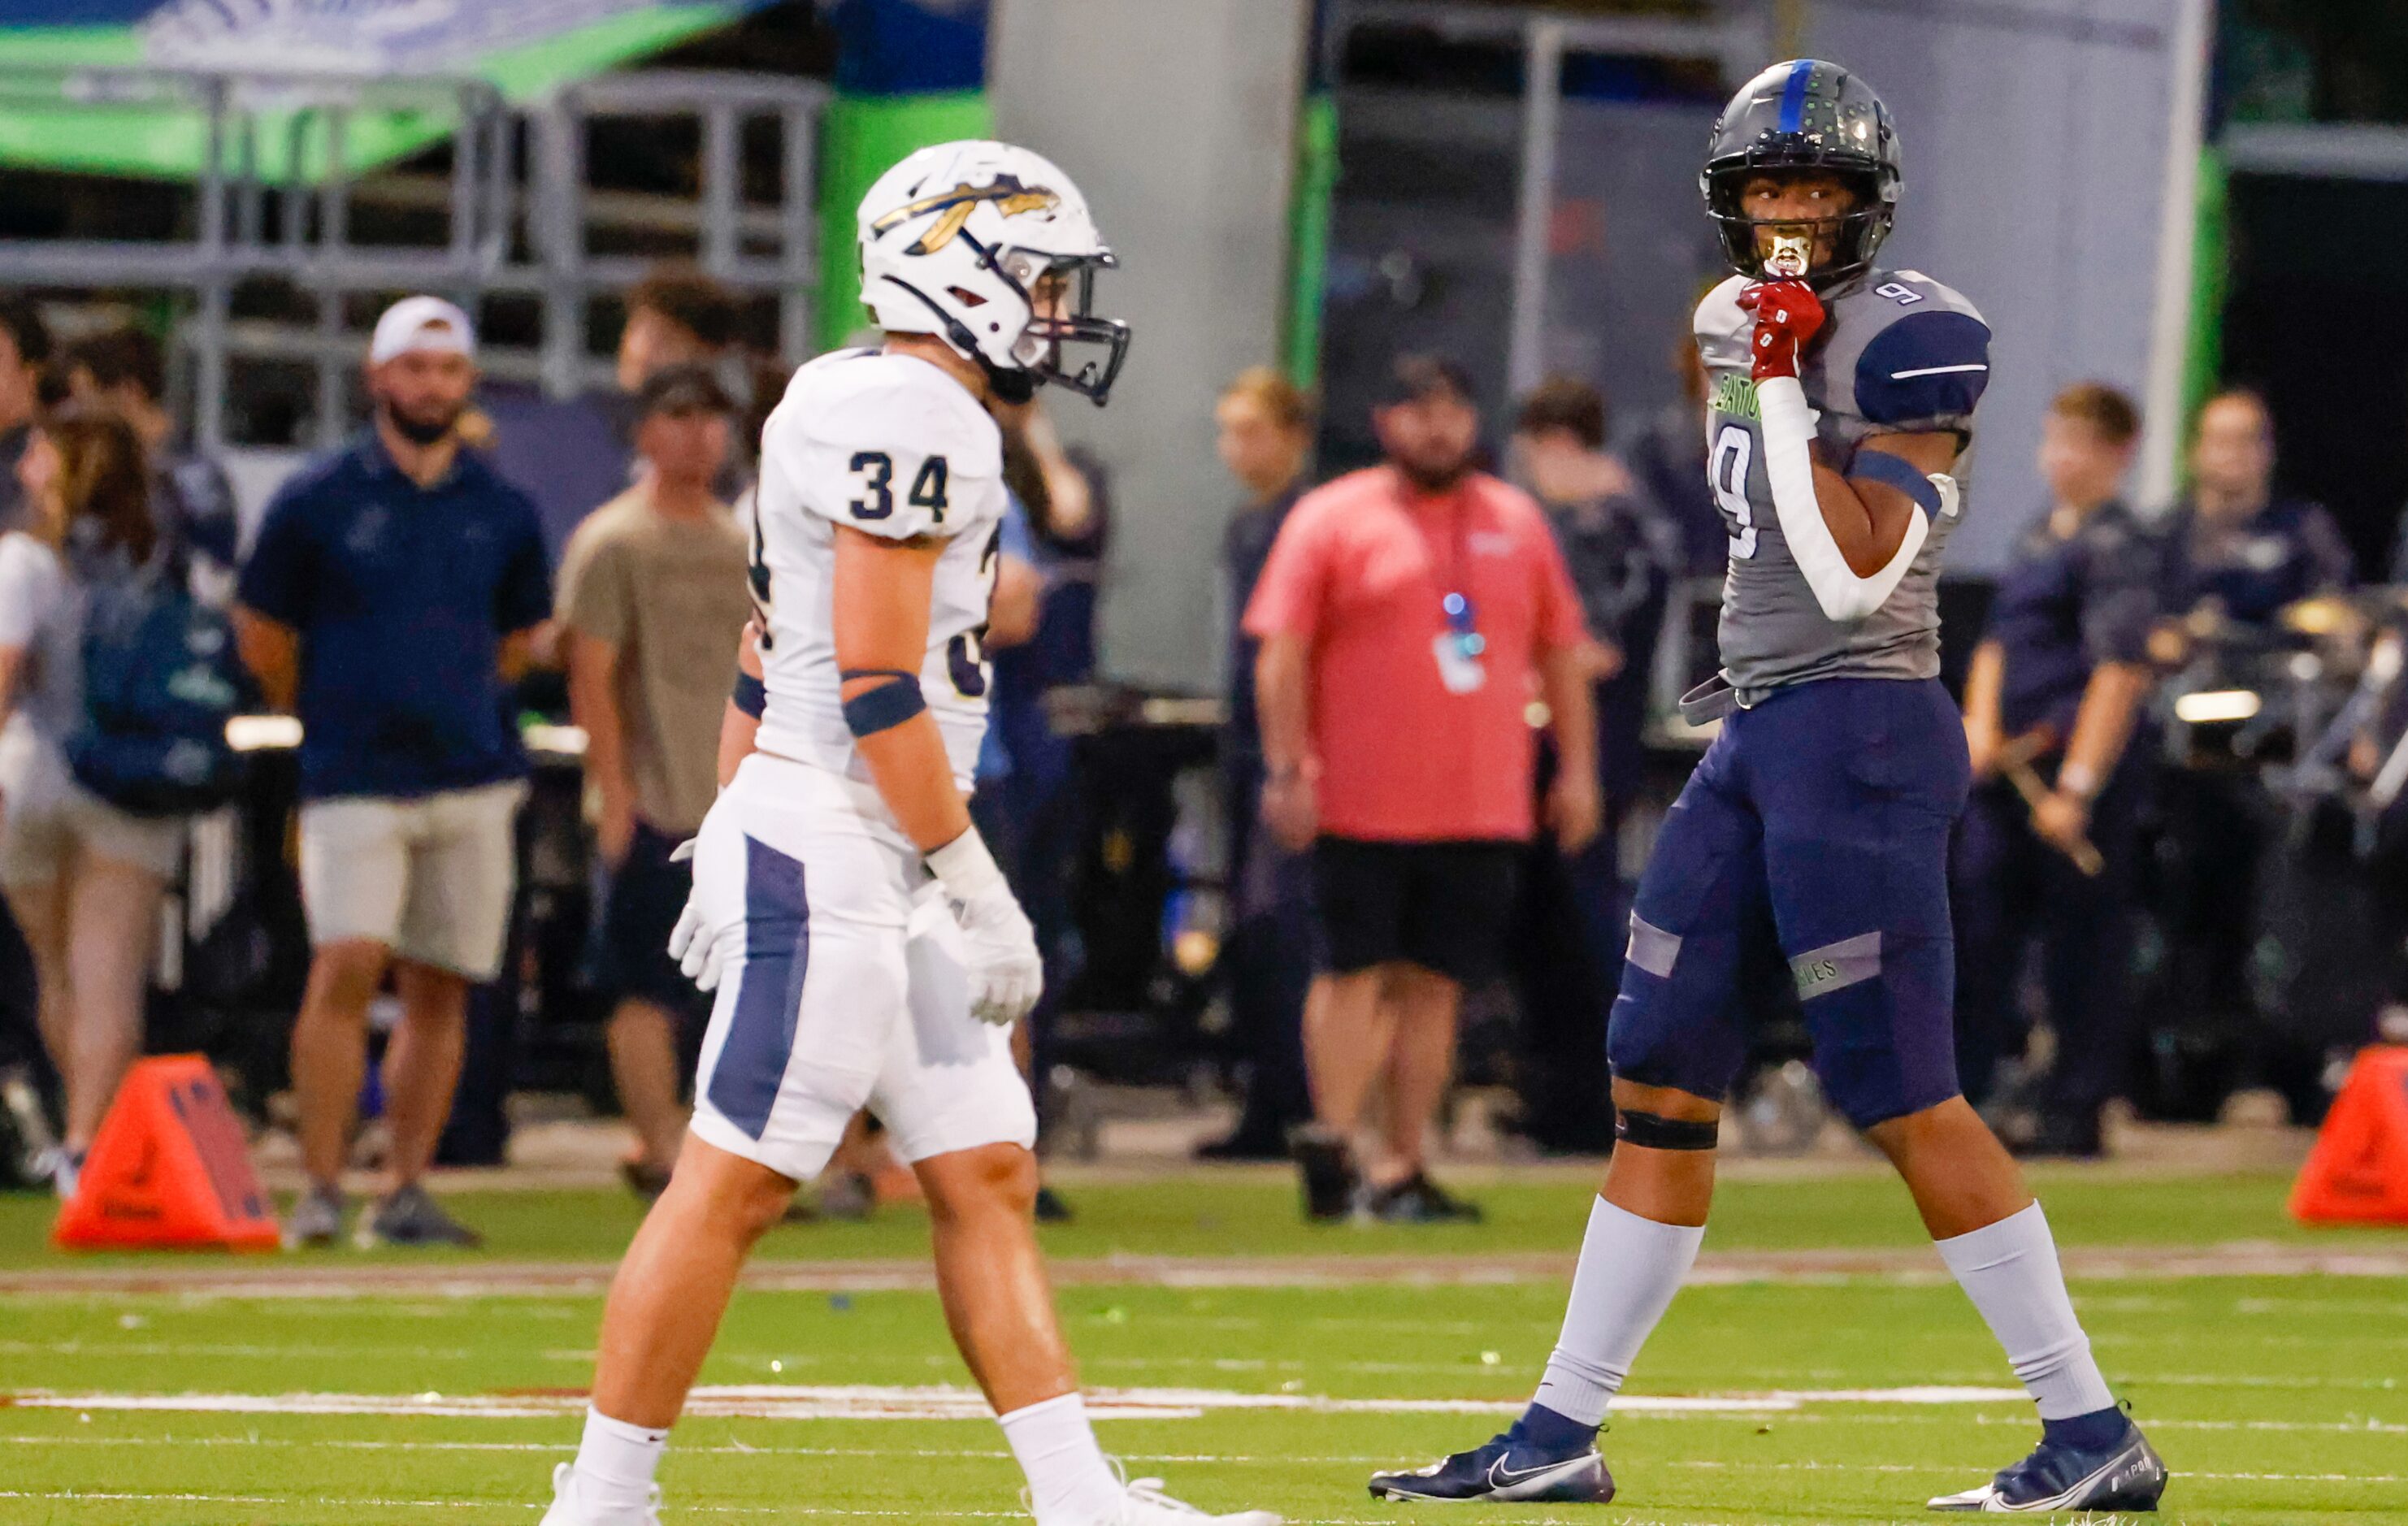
[
  {"left": 571, "top": 1407, "right": 667, "bottom": 1508},
  {"left": 1000, "top": 1392, "right": 1125, "bottom": 1526},
  {"left": 1936, "top": 1201, "right": 2116, "bottom": 1420},
  {"left": 1531, "top": 1197, "right": 1707, "bottom": 1425}
]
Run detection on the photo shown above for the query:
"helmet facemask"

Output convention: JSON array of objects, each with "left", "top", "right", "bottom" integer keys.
[
  {"left": 996, "top": 247, "right": 1130, "bottom": 405},
  {"left": 1704, "top": 161, "right": 1891, "bottom": 290}
]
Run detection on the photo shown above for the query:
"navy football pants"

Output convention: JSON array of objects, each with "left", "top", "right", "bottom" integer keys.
[{"left": 1608, "top": 678, "right": 1972, "bottom": 1129}]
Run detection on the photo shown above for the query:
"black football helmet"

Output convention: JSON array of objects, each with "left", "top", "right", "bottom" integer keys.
[{"left": 1700, "top": 59, "right": 1901, "bottom": 290}]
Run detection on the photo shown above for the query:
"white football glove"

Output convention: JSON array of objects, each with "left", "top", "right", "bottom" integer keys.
[
  {"left": 665, "top": 839, "right": 730, "bottom": 992},
  {"left": 925, "top": 828, "right": 1042, "bottom": 1026}
]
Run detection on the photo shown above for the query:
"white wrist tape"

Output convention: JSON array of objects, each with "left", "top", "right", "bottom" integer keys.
[
  {"left": 926, "top": 827, "right": 1006, "bottom": 902},
  {"left": 1757, "top": 375, "right": 1930, "bottom": 624}
]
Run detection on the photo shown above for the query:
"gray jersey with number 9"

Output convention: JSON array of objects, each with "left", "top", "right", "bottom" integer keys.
[{"left": 1694, "top": 269, "right": 1991, "bottom": 704}]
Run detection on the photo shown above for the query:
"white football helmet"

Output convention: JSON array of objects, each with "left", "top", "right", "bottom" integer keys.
[{"left": 857, "top": 139, "right": 1130, "bottom": 405}]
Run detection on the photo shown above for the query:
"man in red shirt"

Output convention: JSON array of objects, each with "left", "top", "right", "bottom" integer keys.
[{"left": 1247, "top": 355, "right": 1598, "bottom": 1222}]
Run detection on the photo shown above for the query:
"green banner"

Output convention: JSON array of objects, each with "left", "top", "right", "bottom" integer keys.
[
  {"left": 0, "top": 7, "right": 740, "bottom": 181},
  {"left": 1283, "top": 92, "right": 1337, "bottom": 389},
  {"left": 814, "top": 90, "right": 993, "bottom": 350}
]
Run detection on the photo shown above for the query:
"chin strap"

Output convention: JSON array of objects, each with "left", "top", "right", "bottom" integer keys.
[{"left": 1756, "top": 375, "right": 1932, "bottom": 624}]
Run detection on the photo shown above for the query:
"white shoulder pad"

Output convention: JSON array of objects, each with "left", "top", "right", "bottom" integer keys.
[{"left": 765, "top": 352, "right": 1004, "bottom": 540}]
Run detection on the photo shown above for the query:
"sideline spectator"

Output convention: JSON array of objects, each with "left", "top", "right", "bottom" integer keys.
[
  {"left": 616, "top": 266, "right": 745, "bottom": 397},
  {"left": 0, "top": 297, "right": 49, "bottom": 535},
  {"left": 486, "top": 264, "right": 748, "bottom": 553},
  {"left": 2160, "top": 388, "right": 2353, "bottom": 627},
  {"left": 1248, "top": 354, "right": 1597, "bottom": 1222},
  {"left": 1954, "top": 384, "right": 2157, "bottom": 1159},
  {"left": 0, "top": 297, "right": 53, "bottom": 1094},
  {"left": 1509, "top": 378, "right": 1674, "bottom": 1154},
  {"left": 0, "top": 407, "right": 186, "bottom": 1198},
  {"left": 61, "top": 327, "right": 241, "bottom": 589},
  {"left": 235, "top": 297, "right": 551, "bottom": 1249},
  {"left": 556, "top": 365, "right": 751, "bottom": 1196},
  {"left": 1623, "top": 335, "right": 1723, "bottom": 579},
  {"left": 2153, "top": 386, "right": 2349, "bottom": 1116},
  {"left": 984, "top": 398, "right": 1109, "bottom": 1224},
  {"left": 1198, "top": 366, "right": 1317, "bottom": 1161}
]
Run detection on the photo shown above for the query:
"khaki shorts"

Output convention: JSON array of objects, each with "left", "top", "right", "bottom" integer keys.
[
  {"left": 0, "top": 728, "right": 187, "bottom": 890},
  {"left": 298, "top": 780, "right": 528, "bottom": 981}
]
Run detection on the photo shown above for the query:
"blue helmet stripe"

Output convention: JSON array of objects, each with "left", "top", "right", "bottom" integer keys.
[{"left": 1777, "top": 59, "right": 1812, "bottom": 133}]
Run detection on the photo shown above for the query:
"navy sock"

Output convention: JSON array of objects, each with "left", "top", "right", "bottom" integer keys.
[
  {"left": 2041, "top": 1404, "right": 2127, "bottom": 1451},
  {"left": 1508, "top": 1402, "right": 1598, "bottom": 1452}
]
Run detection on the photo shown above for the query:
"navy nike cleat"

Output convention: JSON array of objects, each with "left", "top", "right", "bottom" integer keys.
[
  {"left": 1928, "top": 1416, "right": 2167, "bottom": 1512},
  {"left": 1368, "top": 1428, "right": 1613, "bottom": 1505}
]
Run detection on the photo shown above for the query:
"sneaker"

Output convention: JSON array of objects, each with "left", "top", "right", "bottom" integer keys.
[
  {"left": 1289, "top": 1126, "right": 1358, "bottom": 1222},
  {"left": 354, "top": 1182, "right": 484, "bottom": 1249},
  {"left": 1928, "top": 1416, "right": 2167, "bottom": 1512},
  {"left": 1363, "top": 1170, "right": 1483, "bottom": 1224},
  {"left": 1369, "top": 1426, "right": 1613, "bottom": 1504},
  {"left": 540, "top": 1461, "right": 662, "bottom": 1526},
  {"left": 282, "top": 1184, "right": 346, "bottom": 1250},
  {"left": 36, "top": 1147, "right": 85, "bottom": 1202},
  {"left": 1108, "top": 1476, "right": 1281, "bottom": 1524}
]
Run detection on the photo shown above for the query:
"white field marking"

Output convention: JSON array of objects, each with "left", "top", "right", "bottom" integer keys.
[
  {"left": 0, "top": 1338, "right": 482, "bottom": 1360},
  {"left": 6, "top": 1242, "right": 2405, "bottom": 1301},
  {"left": 12, "top": 1433, "right": 2404, "bottom": 1481},
  {"left": 0, "top": 1496, "right": 1017, "bottom": 1519},
  {"left": 2, "top": 1383, "right": 2029, "bottom": 1424}
]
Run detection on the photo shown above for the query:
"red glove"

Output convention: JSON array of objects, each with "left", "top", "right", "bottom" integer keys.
[{"left": 1738, "top": 280, "right": 1826, "bottom": 382}]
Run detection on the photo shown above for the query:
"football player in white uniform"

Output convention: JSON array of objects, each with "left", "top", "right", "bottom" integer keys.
[{"left": 540, "top": 141, "right": 1279, "bottom": 1526}]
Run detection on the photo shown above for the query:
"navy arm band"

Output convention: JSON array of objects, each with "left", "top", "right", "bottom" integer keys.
[
  {"left": 731, "top": 671, "right": 767, "bottom": 719},
  {"left": 841, "top": 674, "right": 927, "bottom": 739},
  {"left": 1846, "top": 449, "right": 1945, "bottom": 516}
]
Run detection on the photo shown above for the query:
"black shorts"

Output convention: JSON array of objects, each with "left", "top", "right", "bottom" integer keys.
[
  {"left": 1312, "top": 837, "right": 1521, "bottom": 985},
  {"left": 594, "top": 820, "right": 714, "bottom": 1029}
]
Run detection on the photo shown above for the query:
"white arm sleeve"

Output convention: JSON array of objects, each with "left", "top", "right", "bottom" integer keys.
[{"left": 1757, "top": 375, "right": 1929, "bottom": 625}]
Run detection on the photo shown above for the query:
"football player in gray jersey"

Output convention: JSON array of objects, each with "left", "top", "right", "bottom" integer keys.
[{"left": 1368, "top": 61, "right": 2166, "bottom": 1515}]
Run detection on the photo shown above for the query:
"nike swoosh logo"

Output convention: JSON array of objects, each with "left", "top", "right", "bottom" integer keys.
[{"left": 1486, "top": 1453, "right": 1574, "bottom": 1489}]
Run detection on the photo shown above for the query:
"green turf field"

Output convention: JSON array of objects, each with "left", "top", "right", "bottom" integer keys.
[{"left": 1, "top": 1167, "right": 2402, "bottom": 1525}]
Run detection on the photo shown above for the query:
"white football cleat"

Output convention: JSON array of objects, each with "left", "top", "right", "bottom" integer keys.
[
  {"left": 540, "top": 1462, "right": 662, "bottom": 1526},
  {"left": 1108, "top": 1476, "right": 1281, "bottom": 1525}
]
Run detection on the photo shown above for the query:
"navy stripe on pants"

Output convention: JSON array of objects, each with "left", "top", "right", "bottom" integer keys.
[{"left": 706, "top": 835, "right": 810, "bottom": 1140}]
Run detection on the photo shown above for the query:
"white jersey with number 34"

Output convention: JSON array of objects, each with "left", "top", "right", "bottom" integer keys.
[{"left": 749, "top": 348, "right": 1008, "bottom": 791}]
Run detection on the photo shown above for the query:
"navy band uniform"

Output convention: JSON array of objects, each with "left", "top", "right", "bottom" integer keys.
[{"left": 1949, "top": 500, "right": 2162, "bottom": 1126}]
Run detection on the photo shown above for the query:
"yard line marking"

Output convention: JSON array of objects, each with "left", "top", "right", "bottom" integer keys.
[
  {"left": 12, "top": 1433, "right": 2402, "bottom": 1481},
  {"left": 0, "top": 1494, "right": 1020, "bottom": 1518},
  {"left": 3, "top": 1242, "right": 2403, "bottom": 1298},
  {"left": 0, "top": 1382, "right": 2031, "bottom": 1424}
]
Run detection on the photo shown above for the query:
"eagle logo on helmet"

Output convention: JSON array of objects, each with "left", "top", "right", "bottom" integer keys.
[{"left": 870, "top": 175, "right": 1061, "bottom": 256}]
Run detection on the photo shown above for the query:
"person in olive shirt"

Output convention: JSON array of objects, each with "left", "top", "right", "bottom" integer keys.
[{"left": 556, "top": 366, "right": 753, "bottom": 1195}]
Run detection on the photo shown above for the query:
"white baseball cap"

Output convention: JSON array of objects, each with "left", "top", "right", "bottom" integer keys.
[{"left": 369, "top": 296, "right": 476, "bottom": 366}]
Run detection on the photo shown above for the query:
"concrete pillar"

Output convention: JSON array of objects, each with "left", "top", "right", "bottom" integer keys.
[{"left": 989, "top": 0, "right": 1314, "bottom": 690}]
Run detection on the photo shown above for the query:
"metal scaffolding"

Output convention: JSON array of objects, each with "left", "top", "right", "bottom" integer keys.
[{"left": 0, "top": 61, "right": 829, "bottom": 449}]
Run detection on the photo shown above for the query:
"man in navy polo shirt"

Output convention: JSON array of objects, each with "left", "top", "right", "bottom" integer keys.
[{"left": 236, "top": 297, "right": 552, "bottom": 1250}]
